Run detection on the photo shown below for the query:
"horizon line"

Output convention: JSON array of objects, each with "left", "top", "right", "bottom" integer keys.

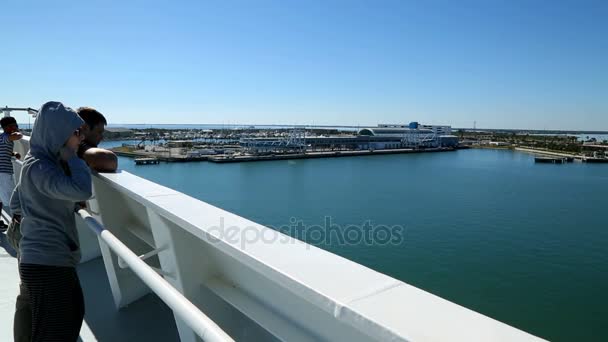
[
  {"left": 14, "top": 122, "right": 608, "bottom": 134},
  {"left": 105, "top": 123, "right": 608, "bottom": 134}
]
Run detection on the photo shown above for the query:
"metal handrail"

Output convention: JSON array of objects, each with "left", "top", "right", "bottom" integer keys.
[{"left": 77, "top": 209, "right": 234, "bottom": 342}]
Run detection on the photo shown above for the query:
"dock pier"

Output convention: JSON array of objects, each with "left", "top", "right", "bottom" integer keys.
[
  {"left": 208, "top": 147, "right": 455, "bottom": 163},
  {"left": 114, "top": 147, "right": 456, "bottom": 164},
  {"left": 134, "top": 158, "right": 160, "bottom": 165},
  {"left": 534, "top": 156, "right": 569, "bottom": 164}
]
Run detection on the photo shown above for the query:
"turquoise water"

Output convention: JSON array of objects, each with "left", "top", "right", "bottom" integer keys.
[{"left": 105, "top": 145, "right": 608, "bottom": 341}]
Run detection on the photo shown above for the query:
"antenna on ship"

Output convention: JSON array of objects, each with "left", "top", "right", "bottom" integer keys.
[{"left": 2, "top": 106, "right": 38, "bottom": 118}]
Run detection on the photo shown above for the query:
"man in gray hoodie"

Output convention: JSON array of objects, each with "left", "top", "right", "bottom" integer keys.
[{"left": 16, "top": 101, "right": 92, "bottom": 341}]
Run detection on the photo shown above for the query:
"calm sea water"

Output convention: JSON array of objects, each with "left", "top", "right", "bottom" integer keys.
[{"left": 101, "top": 143, "right": 608, "bottom": 341}]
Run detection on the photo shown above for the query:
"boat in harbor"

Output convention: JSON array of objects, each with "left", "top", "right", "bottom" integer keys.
[
  {"left": 582, "top": 152, "right": 608, "bottom": 163},
  {"left": 134, "top": 157, "right": 160, "bottom": 165},
  {"left": 534, "top": 156, "right": 567, "bottom": 164},
  {"left": 583, "top": 157, "right": 608, "bottom": 163}
]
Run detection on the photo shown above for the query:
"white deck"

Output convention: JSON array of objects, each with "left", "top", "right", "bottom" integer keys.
[{"left": 0, "top": 137, "right": 547, "bottom": 341}]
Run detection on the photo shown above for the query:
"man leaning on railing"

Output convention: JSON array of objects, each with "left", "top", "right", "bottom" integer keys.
[{"left": 76, "top": 106, "right": 118, "bottom": 173}]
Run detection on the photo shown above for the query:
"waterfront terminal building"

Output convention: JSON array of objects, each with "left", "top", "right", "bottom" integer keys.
[{"left": 241, "top": 122, "right": 459, "bottom": 153}]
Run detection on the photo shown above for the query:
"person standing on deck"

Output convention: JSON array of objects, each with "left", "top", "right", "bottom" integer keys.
[
  {"left": 17, "top": 101, "right": 92, "bottom": 341},
  {"left": 9, "top": 105, "right": 118, "bottom": 342},
  {"left": 0, "top": 116, "right": 23, "bottom": 230}
]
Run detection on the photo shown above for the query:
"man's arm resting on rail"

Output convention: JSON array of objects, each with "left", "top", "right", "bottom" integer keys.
[{"left": 82, "top": 147, "right": 118, "bottom": 172}]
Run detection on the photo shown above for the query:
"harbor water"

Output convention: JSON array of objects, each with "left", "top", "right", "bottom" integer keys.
[{"left": 102, "top": 143, "right": 608, "bottom": 341}]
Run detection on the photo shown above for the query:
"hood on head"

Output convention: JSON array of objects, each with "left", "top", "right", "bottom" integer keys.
[{"left": 29, "top": 101, "right": 84, "bottom": 159}]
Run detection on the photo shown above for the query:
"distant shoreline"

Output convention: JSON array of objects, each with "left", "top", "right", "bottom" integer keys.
[
  {"left": 14, "top": 122, "right": 608, "bottom": 135},
  {"left": 105, "top": 124, "right": 608, "bottom": 135}
]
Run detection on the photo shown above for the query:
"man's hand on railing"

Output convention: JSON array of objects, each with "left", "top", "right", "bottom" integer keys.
[
  {"left": 9, "top": 132, "right": 23, "bottom": 142},
  {"left": 75, "top": 201, "right": 87, "bottom": 212}
]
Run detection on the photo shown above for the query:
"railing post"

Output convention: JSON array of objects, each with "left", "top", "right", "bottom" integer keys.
[
  {"left": 92, "top": 176, "right": 152, "bottom": 308},
  {"left": 78, "top": 210, "right": 234, "bottom": 342},
  {"left": 147, "top": 209, "right": 215, "bottom": 342}
]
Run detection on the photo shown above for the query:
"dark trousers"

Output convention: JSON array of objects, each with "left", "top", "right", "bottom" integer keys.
[
  {"left": 19, "top": 263, "right": 85, "bottom": 342},
  {"left": 14, "top": 281, "right": 31, "bottom": 342}
]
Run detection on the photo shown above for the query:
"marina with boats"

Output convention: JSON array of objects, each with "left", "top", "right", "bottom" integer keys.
[
  {"left": 97, "top": 120, "right": 608, "bottom": 167},
  {"left": 111, "top": 122, "right": 461, "bottom": 164}
]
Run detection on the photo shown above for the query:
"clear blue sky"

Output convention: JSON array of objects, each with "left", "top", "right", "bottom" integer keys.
[{"left": 1, "top": 0, "right": 607, "bottom": 130}]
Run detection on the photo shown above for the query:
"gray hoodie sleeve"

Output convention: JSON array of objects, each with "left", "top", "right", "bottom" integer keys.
[
  {"left": 32, "top": 156, "right": 92, "bottom": 201},
  {"left": 9, "top": 184, "right": 21, "bottom": 216}
]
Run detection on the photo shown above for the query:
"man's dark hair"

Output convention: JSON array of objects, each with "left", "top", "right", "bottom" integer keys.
[
  {"left": 77, "top": 107, "right": 107, "bottom": 130},
  {"left": 0, "top": 116, "right": 17, "bottom": 129}
]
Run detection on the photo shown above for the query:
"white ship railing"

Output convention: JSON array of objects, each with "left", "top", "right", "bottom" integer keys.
[
  {"left": 12, "top": 136, "right": 546, "bottom": 341},
  {"left": 77, "top": 209, "right": 233, "bottom": 342}
]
